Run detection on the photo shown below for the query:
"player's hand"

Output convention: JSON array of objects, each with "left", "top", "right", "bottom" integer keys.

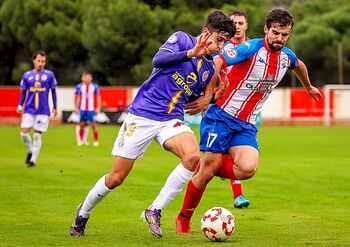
[
  {"left": 16, "top": 105, "right": 23, "bottom": 114},
  {"left": 307, "top": 85, "right": 323, "bottom": 101},
  {"left": 187, "top": 30, "right": 212, "bottom": 58},
  {"left": 52, "top": 109, "right": 57, "bottom": 118},
  {"left": 185, "top": 94, "right": 211, "bottom": 115},
  {"left": 215, "top": 71, "right": 229, "bottom": 100}
]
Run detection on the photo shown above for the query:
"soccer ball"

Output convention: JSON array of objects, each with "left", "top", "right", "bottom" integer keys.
[{"left": 200, "top": 207, "right": 235, "bottom": 242}]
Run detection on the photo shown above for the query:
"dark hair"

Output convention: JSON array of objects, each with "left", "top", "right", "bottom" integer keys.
[
  {"left": 265, "top": 8, "right": 294, "bottom": 29},
  {"left": 204, "top": 10, "right": 236, "bottom": 39},
  {"left": 229, "top": 11, "right": 248, "bottom": 22},
  {"left": 32, "top": 50, "right": 47, "bottom": 60},
  {"left": 81, "top": 70, "right": 93, "bottom": 79}
]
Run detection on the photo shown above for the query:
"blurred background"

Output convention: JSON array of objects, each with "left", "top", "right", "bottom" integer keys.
[{"left": 0, "top": 0, "right": 349, "bottom": 125}]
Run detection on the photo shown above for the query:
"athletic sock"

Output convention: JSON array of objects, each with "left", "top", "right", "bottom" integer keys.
[
  {"left": 31, "top": 132, "right": 42, "bottom": 163},
  {"left": 179, "top": 180, "right": 205, "bottom": 219},
  {"left": 79, "top": 126, "right": 84, "bottom": 142},
  {"left": 93, "top": 128, "right": 98, "bottom": 142},
  {"left": 232, "top": 180, "right": 243, "bottom": 199},
  {"left": 76, "top": 125, "right": 81, "bottom": 142},
  {"left": 83, "top": 126, "right": 89, "bottom": 142},
  {"left": 80, "top": 175, "right": 111, "bottom": 218},
  {"left": 20, "top": 132, "right": 32, "bottom": 153},
  {"left": 150, "top": 163, "right": 194, "bottom": 210},
  {"left": 217, "top": 154, "right": 236, "bottom": 180}
]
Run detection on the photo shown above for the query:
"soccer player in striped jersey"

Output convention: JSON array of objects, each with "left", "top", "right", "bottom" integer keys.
[
  {"left": 74, "top": 71, "right": 101, "bottom": 147},
  {"left": 69, "top": 10, "right": 235, "bottom": 238},
  {"left": 176, "top": 8, "right": 323, "bottom": 234},
  {"left": 16, "top": 51, "right": 58, "bottom": 167}
]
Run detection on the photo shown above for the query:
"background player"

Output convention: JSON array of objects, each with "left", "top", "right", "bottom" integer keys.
[
  {"left": 74, "top": 71, "right": 101, "bottom": 147},
  {"left": 16, "top": 50, "right": 58, "bottom": 167},
  {"left": 69, "top": 10, "right": 235, "bottom": 238},
  {"left": 176, "top": 8, "right": 323, "bottom": 234}
]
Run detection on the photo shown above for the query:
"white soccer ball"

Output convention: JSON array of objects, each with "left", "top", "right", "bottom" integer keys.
[{"left": 200, "top": 207, "right": 236, "bottom": 242}]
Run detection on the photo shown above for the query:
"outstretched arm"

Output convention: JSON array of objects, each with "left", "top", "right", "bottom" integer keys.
[
  {"left": 292, "top": 59, "right": 323, "bottom": 101},
  {"left": 51, "top": 88, "right": 57, "bottom": 117}
]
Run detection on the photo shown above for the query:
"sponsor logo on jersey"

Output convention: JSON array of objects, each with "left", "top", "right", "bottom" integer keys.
[{"left": 172, "top": 71, "right": 193, "bottom": 96}]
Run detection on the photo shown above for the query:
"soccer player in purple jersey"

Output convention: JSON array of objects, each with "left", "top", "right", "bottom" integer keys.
[
  {"left": 69, "top": 10, "right": 235, "bottom": 238},
  {"left": 16, "top": 50, "right": 58, "bottom": 167},
  {"left": 176, "top": 8, "right": 323, "bottom": 234}
]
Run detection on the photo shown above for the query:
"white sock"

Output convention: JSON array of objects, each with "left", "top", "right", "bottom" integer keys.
[
  {"left": 80, "top": 175, "right": 111, "bottom": 218},
  {"left": 76, "top": 125, "right": 81, "bottom": 142},
  {"left": 84, "top": 126, "right": 89, "bottom": 142},
  {"left": 20, "top": 132, "right": 32, "bottom": 153},
  {"left": 150, "top": 163, "right": 194, "bottom": 210},
  {"left": 31, "top": 132, "right": 42, "bottom": 163}
]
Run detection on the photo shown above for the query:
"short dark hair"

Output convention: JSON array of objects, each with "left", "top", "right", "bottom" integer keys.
[
  {"left": 265, "top": 8, "right": 294, "bottom": 29},
  {"left": 32, "top": 50, "right": 47, "bottom": 60},
  {"left": 204, "top": 10, "right": 236, "bottom": 39},
  {"left": 229, "top": 11, "right": 248, "bottom": 22}
]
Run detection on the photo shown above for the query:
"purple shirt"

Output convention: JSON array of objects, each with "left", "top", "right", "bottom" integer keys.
[
  {"left": 129, "top": 31, "right": 215, "bottom": 121},
  {"left": 21, "top": 69, "right": 57, "bottom": 115}
]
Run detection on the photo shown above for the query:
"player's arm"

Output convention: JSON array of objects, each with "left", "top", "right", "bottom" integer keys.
[
  {"left": 292, "top": 59, "right": 323, "bottom": 101},
  {"left": 51, "top": 88, "right": 57, "bottom": 117},
  {"left": 96, "top": 95, "right": 101, "bottom": 113},
  {"left": 74, "top": 94, "right": 80, "bottom": 113},
  {"left": 16, "top": 89, "right": 27, "bottom": 114}
]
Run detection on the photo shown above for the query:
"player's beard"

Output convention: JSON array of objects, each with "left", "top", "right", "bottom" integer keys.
[{"left": 268, "top": 41, "right": 284, "bottom": 52}]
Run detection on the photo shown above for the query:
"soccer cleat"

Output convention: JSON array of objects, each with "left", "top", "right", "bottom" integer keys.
[
  {"left": 234, "top": 195, "right": 250, "bottom": 208},
  {"left": 77, "top": 140, "right": 83, "bottom": 146},
  {"left": 70, "top": 204, "right": 89, "bottom": 237},
  {"left": 27, "top": 161, "right": 35, "bottom": 167},
  {"left": 25, "top": 153, "right": 32, "bottom": 164},
  {"left": 176, "top": 215, "right": 191, "bottom": 234},
  {"left": 141, "top": 209, "right": 162, "bottom": 238},
  {"left": 83, "top": 141, "right": 90, "bottom": 146},
  {"left": 93, "top": 141, "right": 99, "bottom": 147}
]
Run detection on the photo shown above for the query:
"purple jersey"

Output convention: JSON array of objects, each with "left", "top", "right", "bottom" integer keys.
[
  {"left": 21, "top": 69, "right": 57, "bottom": 115},
  {"left": 129, "top": 31, "right": 215, "bottom": 121}
]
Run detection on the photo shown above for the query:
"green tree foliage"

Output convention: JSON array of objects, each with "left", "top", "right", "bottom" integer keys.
[{"left": 0, "top": 0, "right": 349, "bottom": 85}]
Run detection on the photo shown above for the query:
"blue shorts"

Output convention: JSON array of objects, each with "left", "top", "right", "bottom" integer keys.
[
  {"left": 199, "top": 105, "right": 259, "bottom": 153},
  {"left": 79, "top": 110, "right": 96, "bottom": 123}
]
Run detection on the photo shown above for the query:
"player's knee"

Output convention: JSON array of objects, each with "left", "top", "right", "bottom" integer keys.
[
  {"left": 182, "top": 151, "right": 200, "bottom": 171},
  {"left": 105, "top": 173, "right": 124, "bottom": 189},
  {"left": 236, "top": 160, "right": 258, "bottom": 179}
]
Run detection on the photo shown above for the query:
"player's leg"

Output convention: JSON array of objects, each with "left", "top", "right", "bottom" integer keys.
[
  {"left": 176, "top": 151, "right": 222, "bottom": 233},
  {"left": 29, "top": 115, "right": 49, "bottom": 166},
  {"left": 142, "top": 123, "right": 199, "bottom": 238},
  {"left": 91, "top": 122, "right": 99, "bottom": 146},
  {"left": 20, "top": 113, "right": 34, "bottom": 165},
  {"left": 231, "top": 179, "right": 250, "bottom": 208},
  {"left": 70, "top": 156, "right": 135, "bottom": 237}
]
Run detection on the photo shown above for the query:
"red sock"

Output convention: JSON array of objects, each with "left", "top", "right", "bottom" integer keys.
[
  {"left": 232, "top": 180, "right": 243, "bottom": 199},
  {"left": 180, "top": 180, "right": 205, "bottom": 220},
  {"left": 93, "top": 129, "right": 99, "bottom": 141},
  {"left": 79, "top": 126, "right": 84, "bottom": 141},
  {"left": 217, "top": 154, "right": 236, "bottom": 179}
]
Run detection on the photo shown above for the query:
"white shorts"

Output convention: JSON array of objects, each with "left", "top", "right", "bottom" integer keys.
[
  {"left": 21, "top": 113, "right": 49, "bottom": 132},
  {"left": 111, "top": 113, "right": 193, "bottom": 160}
]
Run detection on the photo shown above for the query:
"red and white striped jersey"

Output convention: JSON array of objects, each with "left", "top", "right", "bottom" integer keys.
[
  {"left": 217, "top": 38, "right": 298, "bottom": 125},
  {"left": 75, "top": 82, "right": 100, "bottom": 111}
]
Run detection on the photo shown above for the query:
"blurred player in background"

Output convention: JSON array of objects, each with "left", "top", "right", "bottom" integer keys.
[
  {"left": 176, "top": 8, "right": 323, "bottom": 234},
  {"left": 74, "top": 71, "right": 101, "bottom": 147},
  {"left": 69, "top": 10, "right": 235, "bottom": 238},
  {"left": 16, "top": 50, "right": 58, "bottom": 167},
  {"left": 224, "top": 10, "right": 251, "bottom": 209}
]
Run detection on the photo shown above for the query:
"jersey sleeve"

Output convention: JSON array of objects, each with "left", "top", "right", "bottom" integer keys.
[
  {"left": 282, "top": 46, "right": 299, "bottom": 70},
  {"left": 93, "top": 83, "right": 100, "bottom": 95},
  {"left": 219, "top": 39, "right": 261, "bottom": 67},
  {"left": 159, "top": 31, "right": 190, "bottom": 53},
  {"left": 50, "top": 71, "right": 58, "bottom": 89},
  {"left": 75, "top": 84, "right": 81, "bottom": 95},
  {"left": 20, "top": 73, "right": 28, "bottom": 90}
]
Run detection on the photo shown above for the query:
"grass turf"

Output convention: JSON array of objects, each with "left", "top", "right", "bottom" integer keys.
[{"left": 0, "top": 125, "right": 349, "bottom": 246}]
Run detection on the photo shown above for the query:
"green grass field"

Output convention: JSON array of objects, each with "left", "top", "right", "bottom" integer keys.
[{"left": 0, "top": 125, "right": 349, "bottom": 247}]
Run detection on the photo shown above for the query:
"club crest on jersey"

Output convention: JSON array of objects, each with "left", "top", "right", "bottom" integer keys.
[
  {"left": 202, "top": 71, "right": 209, "bottom": 82},
  {"left": 167, "top": 34, "right": 178, "bottom": 44},
  {"left": 41, "top": 74, "right": 48, "bottom": 81},
  {"left": 224, "top": 43, "right": 237, "bottom": 58}
]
